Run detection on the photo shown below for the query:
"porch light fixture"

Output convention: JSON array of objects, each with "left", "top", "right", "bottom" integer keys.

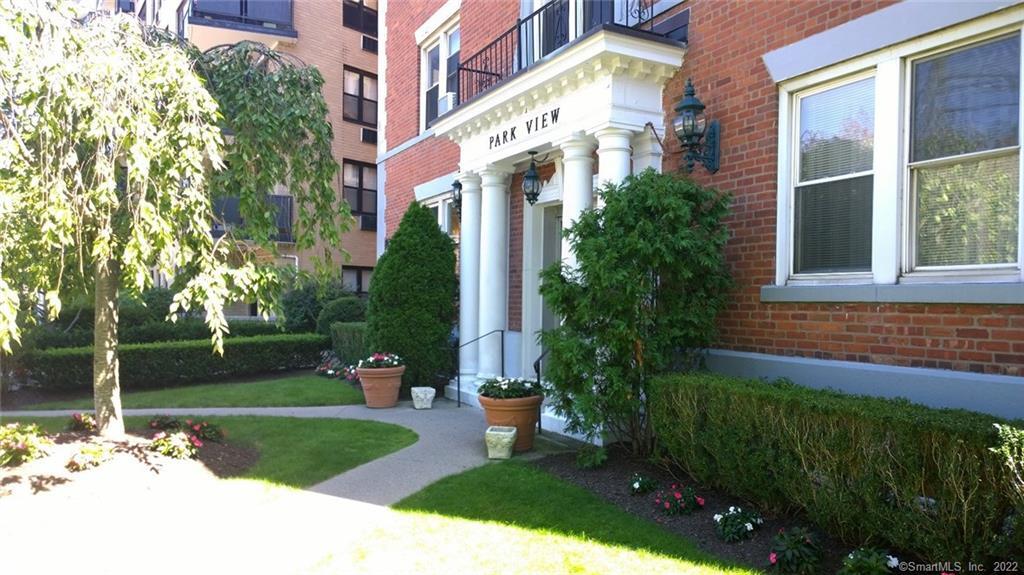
[
  {"left": 451, "top": 179, "right": 463, "bottom": 216},
  {"left": 673, "top": 78, "right": 720, "bottom": 174},
  {"left": 522, "top": 151, "right": 541, "bottom": 205}
]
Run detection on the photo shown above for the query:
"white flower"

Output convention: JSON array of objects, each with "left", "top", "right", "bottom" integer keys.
[
  {"left": 728, "top": 506, "right": 735, "bottom": 513},
  {"left": 887, "top": 556, "right": 899, "bottom": 569},
  {"left": 745, "top": 523, "right": 753, "bottom": 531},
  {"left": 633, "top": 482, "right": 640, "bottom": 489},
  {"left": 713, "top": 514, "right": 722, "bottom": 522},
  {"left": 756, "top": 517, "right": 763, "bottom": 525},
  {"left": 848, "top": 553, "right": 855, "bottom": 559}
]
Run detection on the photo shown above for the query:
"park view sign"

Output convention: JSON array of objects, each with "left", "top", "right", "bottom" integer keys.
[{"left": 488, "top": 107, "right": 561, "bottom": 150}]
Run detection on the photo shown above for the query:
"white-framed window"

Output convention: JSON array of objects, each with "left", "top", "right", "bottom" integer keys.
[
  {"left": 421, "top": 22, "right": 460, "bottom": 129},
  {"left": 776, "top": 12, "right": 1024, "bottom": 288},
  {"left": 424, "top": 196, "right": 461, "bottom": 238}
]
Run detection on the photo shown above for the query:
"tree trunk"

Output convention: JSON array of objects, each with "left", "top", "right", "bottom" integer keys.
[{"left": 93, "top": 257, "right": 124, "bottom": 437}]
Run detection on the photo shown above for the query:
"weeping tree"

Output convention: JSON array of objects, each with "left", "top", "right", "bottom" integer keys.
[
  {"left": 539, "top": 170, "right": 732, "bottom": 456},
  {"left": 0, "top": 3, "right": 345, "bottom": 435}
]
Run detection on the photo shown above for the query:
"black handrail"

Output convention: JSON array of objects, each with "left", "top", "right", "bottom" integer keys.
[
  {"left": 452, "top": 329, "right": 505, "bottom": 407},
  {"left": 532, "top": 348, "right": 550, "bottom": 436}
]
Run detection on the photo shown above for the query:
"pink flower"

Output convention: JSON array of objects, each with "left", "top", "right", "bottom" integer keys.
[
  {"left": 696, "top": 497, "right": 705, "bottom": 506},
  {"left": 192, "top": 424, "right": 201, "bottom": 431},
  {"left": 673, "top": 492, "right": 681, "bottom": 499},
  {"left": 769, "top": 552, "right": 777, "bottom": 565},
  {"left": 189, "top": 435, "right": 203, "bottom": 448},
  {"left": 153, "top": 431, "right": 166, "bottom": 439},
  {"left": 663, "top": 501, "right": 670, "bottom": 509}
]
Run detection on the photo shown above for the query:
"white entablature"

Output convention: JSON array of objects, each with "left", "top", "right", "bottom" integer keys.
[{"left": 431, "top": 27, "right": 685, "bottom": 171}]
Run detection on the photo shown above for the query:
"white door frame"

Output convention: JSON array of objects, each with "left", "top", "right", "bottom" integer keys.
[{"left": 520, "top": 158, "right": 564, "bottom": 378}]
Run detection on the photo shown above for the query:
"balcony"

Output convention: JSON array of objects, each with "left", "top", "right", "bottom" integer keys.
[
  {"left": 212, "top": 194, "right": 294, "bottom": 244},
  {"left": 449, "top": 0, "right": 688, "bottom": 118},
  {"left": 187, "top": 0, "right": 297, "bottom": 50}
]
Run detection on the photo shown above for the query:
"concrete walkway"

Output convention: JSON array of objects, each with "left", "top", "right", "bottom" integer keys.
[{"left": 3, "top": 399, "right": 567, "bottom": 506}]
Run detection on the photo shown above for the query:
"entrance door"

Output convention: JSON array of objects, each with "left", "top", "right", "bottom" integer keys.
[{"left": 540, "top": 205, "right": 563, "bottom": 376}]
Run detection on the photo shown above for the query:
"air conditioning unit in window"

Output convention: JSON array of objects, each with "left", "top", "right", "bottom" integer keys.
[
  {"left": 360, "top": 214, "right": 377, "bottom": 232},
  {"left": 438, "top": 92, "right": 458, "bottom": 115}
]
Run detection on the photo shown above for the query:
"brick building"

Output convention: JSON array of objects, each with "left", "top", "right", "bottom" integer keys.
[
  {"left": 379, "top": 0, "right": 1024, "bottom": 421},
  {"left": 110, "top": 0, "right": 380, "bottom": 304}
]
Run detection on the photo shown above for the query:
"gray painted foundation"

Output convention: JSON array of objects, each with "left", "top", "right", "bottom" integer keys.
[{"left": 706, "top": 349, "right": 1024, "bottom": 420}]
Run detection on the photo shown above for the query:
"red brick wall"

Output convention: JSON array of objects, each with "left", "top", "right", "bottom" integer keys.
[
  {"left": 382, "top": 0, "right": 521, "bottom": 237},
  {"left": 506, "top": 161, "right": 555, "bottom": 331},
  {"left": 662, "top": 0, "right": 1024, "bottom": 376}
]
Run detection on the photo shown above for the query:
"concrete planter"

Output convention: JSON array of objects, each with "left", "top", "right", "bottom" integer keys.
[
  {"left": 411, "top": 387, "right": 436, "bottom": 409},
  {"left": 485, "top": 426, "right": 518, "bottom": 459}
]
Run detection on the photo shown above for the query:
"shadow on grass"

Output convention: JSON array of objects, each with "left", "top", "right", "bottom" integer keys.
[
  {"left": 2, "top": 415, "right": 419, "bottom": 490},
  {"left": 393, "top": 460, "right": 757, "bottom": 574}
]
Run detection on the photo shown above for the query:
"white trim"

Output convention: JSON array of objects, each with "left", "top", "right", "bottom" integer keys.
[
  {"left": 520, "top": 160, "right": 563, "bottom": 377},
  {"left": 763, "top": 1, "right": 1021, "bottom": 83},
  {"left": 774, "top": 9, "right": 1024, "bottom": 290},
  {"left": 413, "top": 0, "right": 461, "bottom": 45},
  {"left": 786, "top": 72, "right": 876, "bottom": 280},
  {"left": 419, "top": 18, "right": 461, "bottom": 134}
]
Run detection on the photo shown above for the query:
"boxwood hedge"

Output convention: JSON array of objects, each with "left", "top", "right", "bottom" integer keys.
[
  {"left": 650, "top": 372, "right": 1024, "bottom": 562},
  {"left": 27, "top": 319, "right": 286, "bottom": 349},
  {"left": 23, "top": 333, "right": 328, "bottom": 390}
]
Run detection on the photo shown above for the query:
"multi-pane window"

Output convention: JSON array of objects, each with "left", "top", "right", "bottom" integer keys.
[
  {"left": 783, "top": 28, "right": 1024, "bottom": 286},
  {"left": 910, "top": 34, "right": 1020, "bottom": 270},
  {"left": 343, "top": 160, "right": 377, "bottom": 216},
  {"left": 343, "top": 67, "right": 377, "bottom": 127},
  {"left": 176, "top": 0, "right": 187, "bottom": 38},
  {"left": 342, "top": 0, "right": 378, "bottom": 37},
  {"left": 442, "top": 27, "right": 461, "bottom": 114},
  {"left": 342, "top": 266, "right": 374, "bottom": 294},
  {"left": 793, "top": 76, "right": 875, "bottom": 274},
  {"left": 425, "top": 44, "right": 441, "bottom": 126},
  {"left": 423, "top": 24, "right": 460, "bottom": 128},
  {"left": 425, "top": 197, "right": 460, "bottom": 237}
]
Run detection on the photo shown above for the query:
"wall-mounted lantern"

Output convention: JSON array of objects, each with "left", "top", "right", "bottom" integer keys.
[
  {"left": 673, "top": 78, "right": 720, "bottom": 174},
  {"left": 451, "top": 179, "right": 462, "bottom": 216},
  {"left": 522, "top": 151, "right": 541, "bottom": 205}
]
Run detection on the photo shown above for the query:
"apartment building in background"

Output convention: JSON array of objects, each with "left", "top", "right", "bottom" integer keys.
[
  {"left": 378, "top": 0, "right": 1024, "bottom": 425},
  {"left": 107, "top": 0, "right": 380, "bottom": 306}
]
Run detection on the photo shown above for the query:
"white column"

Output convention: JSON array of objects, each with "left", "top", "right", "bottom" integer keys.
[
  {"left": 477, "top": 165, "right": 512, "bottom": 380},
  {"left": 632, "top": 127, "right": 663, "bottom": 174},
  {"left": 596, "top": 127, "right": 634, "bottom": 187},
  {"left": 458, "top": 172, "right": 482, "bottom": 378},
  {"left": 559, "top": 132, "right": 596, "bottom": 268}
]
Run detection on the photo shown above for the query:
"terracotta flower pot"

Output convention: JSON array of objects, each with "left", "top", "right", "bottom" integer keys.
[
  {"left": 357, "top": 365, "right": 406, "bottom": 408},
  {"left": 478, "top": 394, "right": 543, "bottom": 452}
]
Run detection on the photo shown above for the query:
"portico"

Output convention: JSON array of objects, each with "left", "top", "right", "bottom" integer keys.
[{"left": 431, "top": 26, "right": 685, "bottom": 407}]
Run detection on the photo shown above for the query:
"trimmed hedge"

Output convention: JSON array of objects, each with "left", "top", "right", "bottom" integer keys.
[
  {"left": 26, "top": 319, "right": 286, "bottom": 349},
  {"left": 650, "top": 373, "right": 1024, "bottom": 561},
  {"left": 330, "top": 322, "right": 368, "bottom": 363},
  {"left": 316, "top": 297, "right": 366, "bottom": 335},
  {"left": 23, "top": 333, "right": 328, "bottom": 390}
]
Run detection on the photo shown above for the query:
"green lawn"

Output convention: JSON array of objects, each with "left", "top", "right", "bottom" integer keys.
[
  {"left": 27, "top": 374, "right": 364, "bottom": 409},
  {"left": 379, "top": 461, "right": 758, "bottom": 575},
  {"left": 4, "top": 415, "right": 416, "bottom": 488}
]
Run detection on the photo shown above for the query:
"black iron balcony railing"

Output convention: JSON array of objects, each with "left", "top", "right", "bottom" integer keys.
[
  {"left": 212, "top": 194, "right": 294, "bottom": 243},
  {"left": 451, "top": 0, "right": 688, "bottom": 118},
  {"left": 191, "top": 0, "right": 293, "bottom": 30}
]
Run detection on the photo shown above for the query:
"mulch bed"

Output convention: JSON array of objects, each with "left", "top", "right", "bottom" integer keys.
[
  {"left": 532, "top": 447, "right": 850, "bottom": 573},
  {"left": 195, "top": 440, "right": 259, "bottom": 478},
  {"left": 1, "top": 429, "right": 258, "bottom": 499}
]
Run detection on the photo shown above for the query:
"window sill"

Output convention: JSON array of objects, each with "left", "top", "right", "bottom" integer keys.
[{"left": 760, "top": 282, "right": 1024, "bottom": 304}]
